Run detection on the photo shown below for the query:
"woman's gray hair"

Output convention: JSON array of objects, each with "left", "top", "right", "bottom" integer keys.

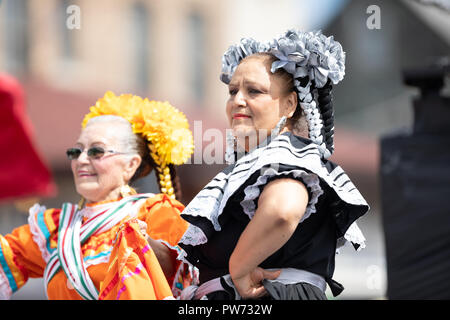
[
  {"left": 85, "top": 115, "right": 140, "bottom": 156},
  {"left": 85, "top": 115, "right": 154, "bottom": 183}
]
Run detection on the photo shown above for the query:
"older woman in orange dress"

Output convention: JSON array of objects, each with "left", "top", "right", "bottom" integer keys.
[{"left": 0, "top": 92, "right": 197, "bottom": 300}]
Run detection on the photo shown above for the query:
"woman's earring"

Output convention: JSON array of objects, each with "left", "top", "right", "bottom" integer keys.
[
  {"left": 120, "top": 185, "right": 136, "bottom": 198},
  {"left": 77, "top": 197, "right": 86, "bottom": 210},
  {"left": 271, "top": 116, "right": 287, "bottom": 138},
  {"left": 225, "top": 130, "right": 236, "bottom": 164}
]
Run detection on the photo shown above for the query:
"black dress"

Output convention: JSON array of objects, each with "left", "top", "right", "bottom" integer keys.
[{"left": 179, "top": 132, "right": 369, "bottom": 300}]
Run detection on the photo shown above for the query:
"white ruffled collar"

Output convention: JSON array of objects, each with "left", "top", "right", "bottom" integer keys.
[{"left": 80, "top": 200, "right": 120, "bottom": 219}]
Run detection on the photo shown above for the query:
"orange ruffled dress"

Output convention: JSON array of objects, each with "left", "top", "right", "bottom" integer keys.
[{"left": 0, "top": 193, "right": 194, "bottom": 300}]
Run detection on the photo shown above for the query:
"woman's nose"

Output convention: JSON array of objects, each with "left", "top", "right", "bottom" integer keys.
[
  {"left": 233, "top": 90, "right": 246, "bottom": 107},
  {"left": 76, "top": 150, "right": 90, "bottom": 164}
]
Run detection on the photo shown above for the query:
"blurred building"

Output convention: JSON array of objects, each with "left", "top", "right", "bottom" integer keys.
[
  {"left": 0, "top": 0, "right": 448, "bottom": 299},
  {"left": 0, "top": 0, "right": 379, "bottom": 201},
  {"left": 0, "top": 0, "right": 316, "bottom": 200}
]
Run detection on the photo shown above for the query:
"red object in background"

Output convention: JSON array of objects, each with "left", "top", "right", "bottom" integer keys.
[{"left": 0, "top": 73, "right": 56, "bottom": 202}]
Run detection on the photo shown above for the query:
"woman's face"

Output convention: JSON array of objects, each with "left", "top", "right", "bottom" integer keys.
[
  {"left": 226, "top": 55, "right": 296, "bottom": 151},
  {"left": 70, "top": 121, "right": 140, "bottom": 203}
]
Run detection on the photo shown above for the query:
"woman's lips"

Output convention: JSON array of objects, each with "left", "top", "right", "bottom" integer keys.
[
  {"left": 233, "top": 113, "right": 251, "bottom": 119},
  {"left": 78, "top": 171, "right": 97, "bottom": 177}
]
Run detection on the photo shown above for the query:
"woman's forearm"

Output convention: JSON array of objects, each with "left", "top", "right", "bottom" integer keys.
[
  {"left": 229, "top": 207, "right": 298, "bottom": 278},
  {"left": 138, "top": 219, "right": 175, "bottom": 279},
  {"left": 147, "top": 237, "right": 175, "bottom": 278},
  {"left": 229, "top": 178, "right": 308, "bottom": 279}
]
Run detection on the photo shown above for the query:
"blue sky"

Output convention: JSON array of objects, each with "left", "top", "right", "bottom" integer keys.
[{"left": 294, "top": 0, "right": 350, "bottom": 30}]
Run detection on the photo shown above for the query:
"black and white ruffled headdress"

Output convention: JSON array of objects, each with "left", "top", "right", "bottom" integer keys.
[{"left": 220, "top": 29, "right": 346, "bottom": 159}]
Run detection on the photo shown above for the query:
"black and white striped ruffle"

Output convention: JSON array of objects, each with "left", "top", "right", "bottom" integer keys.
[{"left": 179, "top": 132, "right": 369, "bottom": 252}]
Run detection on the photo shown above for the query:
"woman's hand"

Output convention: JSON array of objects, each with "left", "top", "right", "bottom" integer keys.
[
  {"left": 231, "top": 267, "right": 281, "bottom": 299},
  {"left": 137, "top": 219, "right": 175, "bottom": 278},
  {"left": 137, "top": 219, "right": 150, "bottom": 241}
]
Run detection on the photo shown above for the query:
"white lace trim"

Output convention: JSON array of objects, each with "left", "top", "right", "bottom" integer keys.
[
  {"left": 0, "top": 259, "right": 12, "bottom": 300},
  {"left": 175, "top": 247, "right": 197, "bottom": 268},
  {"left": 80, "top": 194, "right": 153, "bottom": 220},
  {"left": 336, "top": 221, "right": 366, "bottom": 254},
  {"left": 182, "top": 196, "right": 223, "bottom": 232},
  {"left": 176, "top": 248, "right": 189, "bottom": 263},
  {"left": 27, "top": 203, "right": 51, "bottom": 263},
  {"left": 180, "top": 171, "right": 228, "bottom": 233},
  {"left": 80, "top": 205, "right": 110, "bottom": 220},
  {"left": 240, "top": 168, "right": 324, "bottom": 224},
  {"left": 179, "top": 223, "right": 208, "bottom": 247}
]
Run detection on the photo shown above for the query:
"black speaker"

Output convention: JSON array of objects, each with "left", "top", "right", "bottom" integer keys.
[{"left": 380, "top": 58, "right": 450, "bottom": 299}]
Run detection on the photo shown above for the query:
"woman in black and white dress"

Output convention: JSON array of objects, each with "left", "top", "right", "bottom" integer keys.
[{"left": 178, "top": 29, "right": 370, "bottom": 300}]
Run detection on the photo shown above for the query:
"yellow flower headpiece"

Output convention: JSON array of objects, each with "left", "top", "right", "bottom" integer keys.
[{"left": 81, "top": 91, "right": 194, "bottom": 199}]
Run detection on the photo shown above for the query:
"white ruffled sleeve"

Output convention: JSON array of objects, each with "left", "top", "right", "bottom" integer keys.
[
  {"left": 336, "top": 221, "right": 367, "bottom": 254},
  {"left": 27, "top": 203, "right": 52, "bottom": 263},
  {"left": 240, "top": 167, "right": 324, "bottom": 223},
  {"left": 0, "top": 260, "right": 12, "bottom": 300}
]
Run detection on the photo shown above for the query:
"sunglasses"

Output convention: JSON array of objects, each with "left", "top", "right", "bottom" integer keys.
[{"left": 66, "top": 146, "right": 125, "bottom": 160}]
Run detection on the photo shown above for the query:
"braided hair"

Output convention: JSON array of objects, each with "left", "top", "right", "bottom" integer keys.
[
  {"left": 131, "top": 133, "right": 183, "bottom": 201},
  {"left": 317, "top": 80, "right": 335, "bottom": 155}
]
